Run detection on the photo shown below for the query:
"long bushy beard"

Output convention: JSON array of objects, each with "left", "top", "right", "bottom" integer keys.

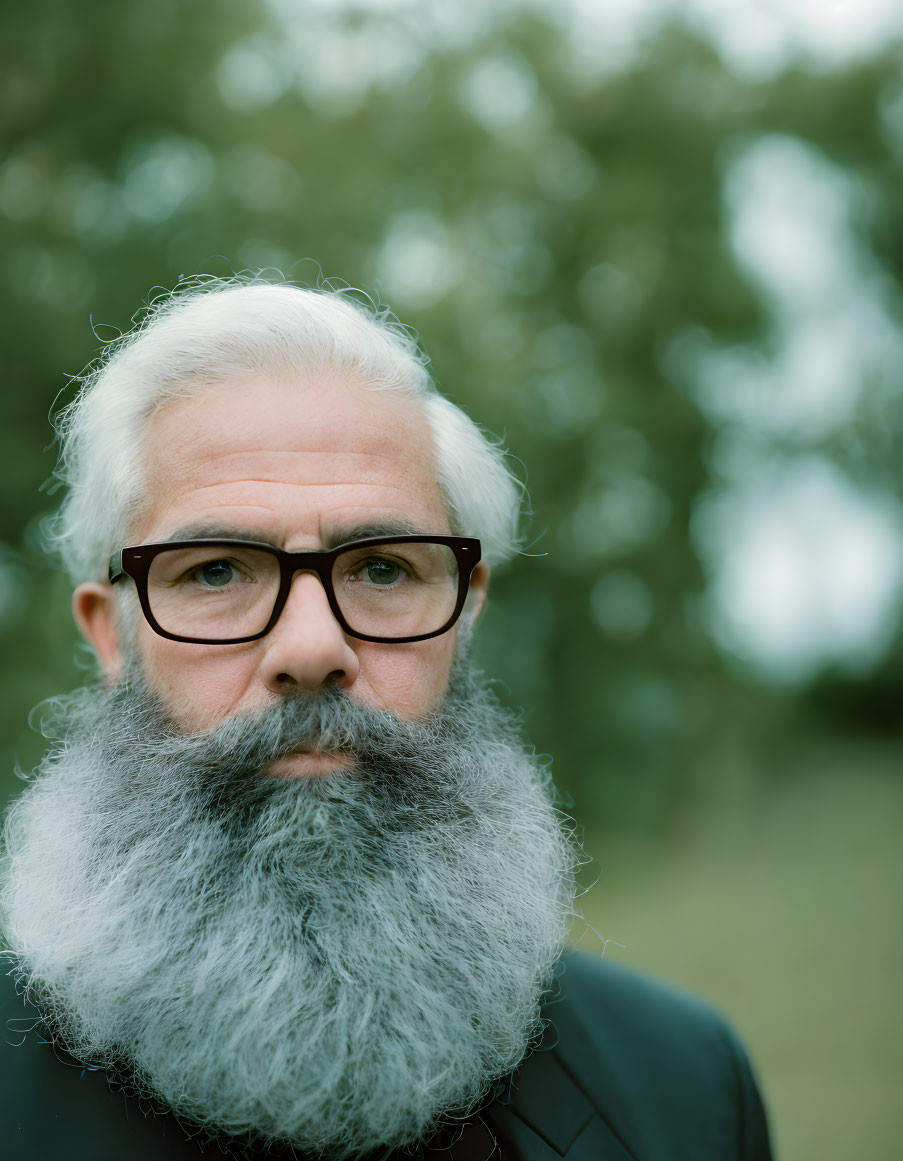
[{"left": 1, "top": 660, "right": 576, "bottom": 1159}]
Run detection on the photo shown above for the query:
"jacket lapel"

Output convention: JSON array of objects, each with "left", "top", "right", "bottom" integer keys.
[{"left": 483, "top": 1033, "right": 638, "bottom": 1160}]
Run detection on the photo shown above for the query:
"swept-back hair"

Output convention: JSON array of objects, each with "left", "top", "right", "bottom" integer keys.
[{"left": 50, "top": 277, "right": 524, "bottom": 582}]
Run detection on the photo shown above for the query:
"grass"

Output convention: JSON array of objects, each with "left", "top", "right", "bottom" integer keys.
[{"left": 573, "top": 751, "right": 902, "bottom": 1161}]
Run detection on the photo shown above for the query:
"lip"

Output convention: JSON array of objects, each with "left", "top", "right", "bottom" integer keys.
[{"left": 265, "top": 749, "right": 351, "bottom": 779}]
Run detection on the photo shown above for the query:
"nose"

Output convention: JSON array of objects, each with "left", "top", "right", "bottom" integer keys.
[{"left": 258, "top": 571, "right": 360, "bottom": 694}]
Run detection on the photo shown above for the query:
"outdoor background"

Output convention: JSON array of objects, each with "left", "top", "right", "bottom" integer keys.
[{"left": 2, "top": 1, "right": 902, "bottom": 1157}]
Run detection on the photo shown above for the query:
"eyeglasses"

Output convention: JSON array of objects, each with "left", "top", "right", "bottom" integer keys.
[{"left": 108, "top": 536, "right": 482, "bottom": 645}]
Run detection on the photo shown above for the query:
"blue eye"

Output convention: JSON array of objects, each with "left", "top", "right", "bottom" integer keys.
[
  {"left": 198, "top": 560, "right": 234, "bottom": 587},
  {"left": 365, "top": 559, "right": 401, "bottom": 585}
]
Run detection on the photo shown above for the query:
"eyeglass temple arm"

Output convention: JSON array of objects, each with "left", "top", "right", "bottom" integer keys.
[{"left": 108, "top": 551, "right": 124, "bottom": 584}]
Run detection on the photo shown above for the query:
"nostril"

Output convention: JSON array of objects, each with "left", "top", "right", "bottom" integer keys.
[{"left": 276, "top": 668, "right": 346, "bottom": 686}]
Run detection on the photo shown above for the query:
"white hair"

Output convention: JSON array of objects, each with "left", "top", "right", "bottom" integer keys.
[{"left": 50, "top": 277, "right": 524, "bottom": 582}]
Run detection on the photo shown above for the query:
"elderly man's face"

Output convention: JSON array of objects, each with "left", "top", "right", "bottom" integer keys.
[
  {"left": 74, "top": 374, "right": 487, "bottom": 765},
  {"left": 8, "top": 357, "right": 573, "bottom": 1159}
]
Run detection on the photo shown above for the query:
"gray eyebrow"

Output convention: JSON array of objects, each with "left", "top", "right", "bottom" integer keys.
[
  {"left": 162, "top": 522, "right": 281, "bottom": 547},
  {"left": 160, "top": 519, "right": 433, "bottom": 550},
  {"left": 321, "top": 519, "right": 431, "bottom": 549}
]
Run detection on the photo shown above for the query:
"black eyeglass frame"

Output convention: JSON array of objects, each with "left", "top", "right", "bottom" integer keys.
[{"left": 108, "top": 535, "right": 482, "bottom": 645}]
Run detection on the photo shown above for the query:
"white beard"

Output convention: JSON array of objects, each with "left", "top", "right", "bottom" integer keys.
[{"left": 1, "top": 661, "right": 576, "bottom": 1159}]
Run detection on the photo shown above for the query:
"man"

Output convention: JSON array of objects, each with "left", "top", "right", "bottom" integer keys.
[{"left": 1, "top": 279, "right": 773, "bottom": 1160}]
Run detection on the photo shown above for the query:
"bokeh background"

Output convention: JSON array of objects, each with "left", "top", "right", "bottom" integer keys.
[{"left": 2, "top": 1, "right": 902, "bottom": 1156}]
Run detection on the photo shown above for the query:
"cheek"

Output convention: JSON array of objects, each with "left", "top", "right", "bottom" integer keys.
[
  {"left": 357, "top": 635, "right": 457, "bottom": 718},
  {"left": 135, "top": 628, "right": 259, "bottom": 730}
]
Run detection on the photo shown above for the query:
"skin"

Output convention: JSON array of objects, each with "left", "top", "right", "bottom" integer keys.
[{"left": 73, "top": 373, "right": 488, "bottom": 777}]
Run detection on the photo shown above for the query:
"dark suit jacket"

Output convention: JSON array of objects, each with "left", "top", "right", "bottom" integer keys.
[{"left": 1, "top": 949, "right": 773, "bottom": 1161}]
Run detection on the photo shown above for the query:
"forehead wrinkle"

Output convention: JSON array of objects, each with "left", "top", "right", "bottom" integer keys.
[
  {"left": 146, "top": 391, "right": 439, "bottom": 489},
  {"left": 187, "top": 448, "right": 413, "bottom": 461},
  {"left": 171, "top": 446, "right": 424, "bottom": 466},
  {"left": 141, "top": 483, "right": 450, "bottom": 543},
  {"left": 184, "top": 479, "right": 433, "bottom": 500},
  {"left": 165, "top": 450, "right": 435, "bottom": 489},
  {"left": 139, "top": 377, "right": 447, "bottom": 545}
]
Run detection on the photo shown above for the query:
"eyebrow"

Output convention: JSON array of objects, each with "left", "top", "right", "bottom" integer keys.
[
  {"left": 160, "top": 518, "right": 434, "bottom": 550},
  {"left": 322, "top": 519, "right": 430, "bottom": 548}
]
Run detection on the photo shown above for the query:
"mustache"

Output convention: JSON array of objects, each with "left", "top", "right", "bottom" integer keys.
[
  {"left": 82, "top": 670, "right": 467, "bottom": 824},
  {"left": 174, "top": 687, "right": 403, "bottom": 766},
  {"left": 103, "top": 673, "right": 414, "bottom": 765}
]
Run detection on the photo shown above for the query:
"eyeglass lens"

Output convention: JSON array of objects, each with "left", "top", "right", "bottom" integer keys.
[{"left": 145, "top": 542, "right": 460, "bottom": 640}]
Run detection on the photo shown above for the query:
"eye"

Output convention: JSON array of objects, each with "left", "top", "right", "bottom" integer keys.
[
  {"left": 196, "top": 560, "right": 235, "bottom": 587},
  {"left": 364, "top": 558, "right": 402, "bottom": 585}
]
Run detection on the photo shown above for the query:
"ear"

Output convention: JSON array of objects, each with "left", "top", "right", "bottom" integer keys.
[
  {"left": 464, "top": 562, "right": 490, "bottom": 623},
  {"left": 73, "top": 582, "right": 123, "bottom": 683}
]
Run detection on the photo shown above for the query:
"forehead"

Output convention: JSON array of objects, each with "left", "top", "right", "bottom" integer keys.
[{"left": 135, "top": 373, "right": 449, "bottom": 546}]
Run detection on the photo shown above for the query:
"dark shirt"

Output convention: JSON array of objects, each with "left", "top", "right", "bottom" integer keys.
[{"left": 1, "top": 949, "right": 773, "bottom": 1160}]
